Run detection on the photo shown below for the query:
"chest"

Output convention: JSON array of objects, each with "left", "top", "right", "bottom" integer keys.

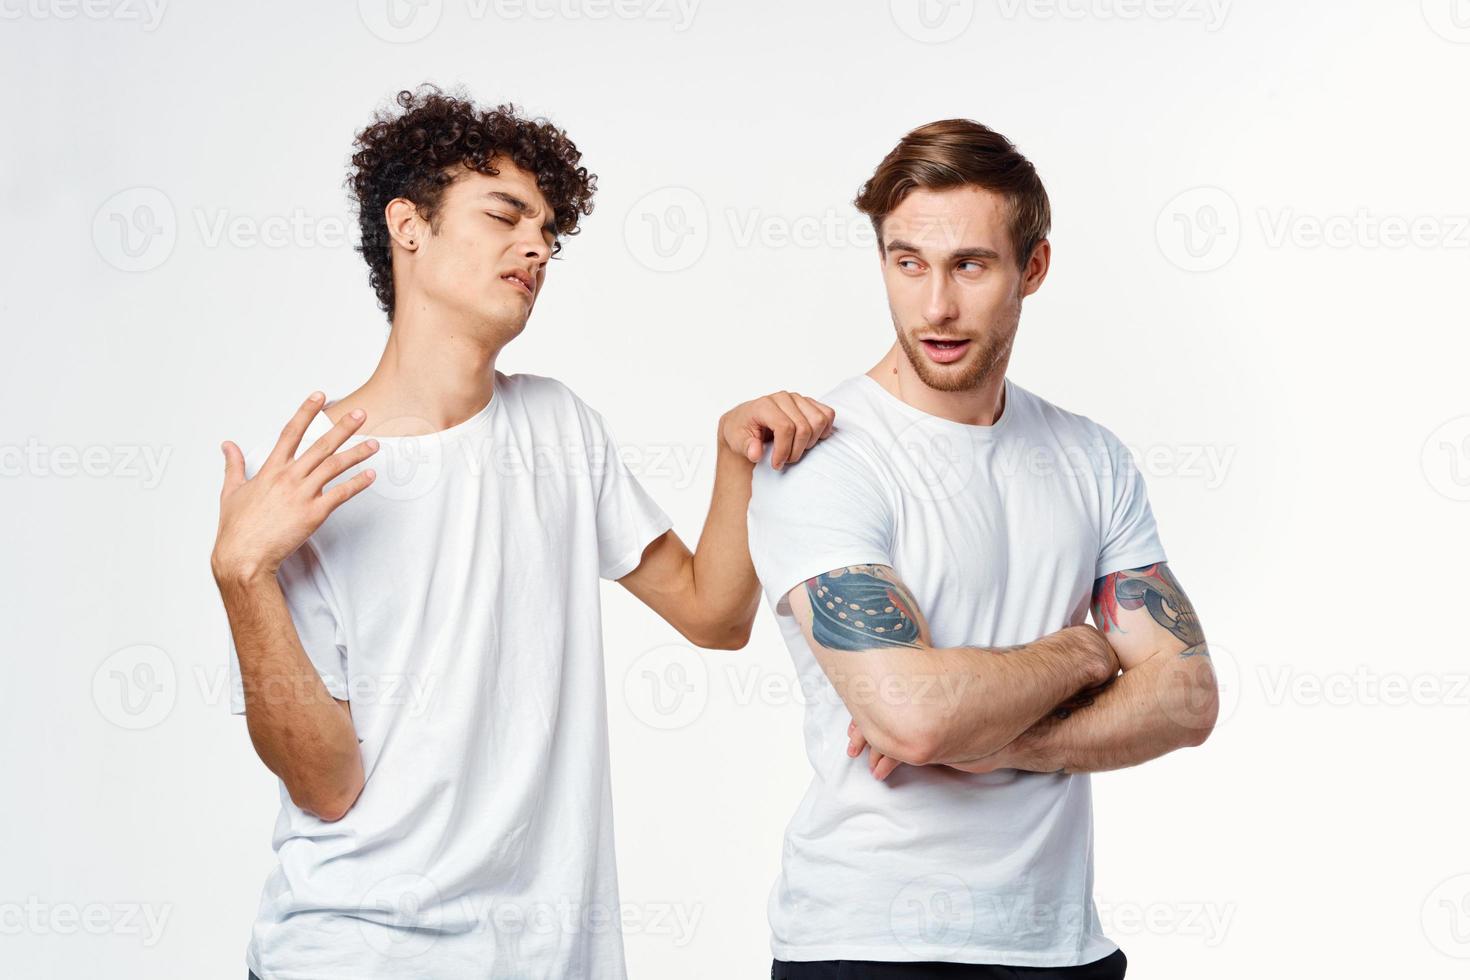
[{"left": 887, "top": 445, "right": 1105, "bottom": 646}]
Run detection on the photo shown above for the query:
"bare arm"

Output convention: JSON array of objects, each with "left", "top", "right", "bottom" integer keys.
[
  {"left": 218, "top": 573, "right": 365, "bottom": 820},
  {"left": 952, "top": 562, "right": 1218, "bottom": 775},
  {"left": 619, "top": 392, "right": 835, "bottom": 650},
  {"left": 787, "top": 564, "right": 1118, "bottom": 769},
  {"left": 212, "top": 392, "right": 379, "bottom": 821}
]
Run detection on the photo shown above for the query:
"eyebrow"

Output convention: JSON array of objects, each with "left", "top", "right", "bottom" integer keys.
[
  {"left": 483, "top": 190, "right": 559, "bottom": 239},
  {"left": 884, "top": 238, "right": 1001, "bottom": 262}
]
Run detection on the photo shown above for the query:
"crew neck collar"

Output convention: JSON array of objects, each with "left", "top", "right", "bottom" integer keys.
[
  {"left": 857, "top": 373, "right": 1015, "bottom": 438},
  {"left": 333, "top": 372, "right": 501, "bottom": 445}
]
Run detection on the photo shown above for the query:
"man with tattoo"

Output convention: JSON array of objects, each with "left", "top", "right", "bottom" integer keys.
[
  {"left": 746, "top": 120, "right": 1219, "bottom": 978},
  {"left": 210, "top": 86, "right": 836, "bottom": 980}
]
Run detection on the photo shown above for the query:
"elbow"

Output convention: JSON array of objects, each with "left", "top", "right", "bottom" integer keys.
[
  {"left": 289, "top": 776, "right": 364, "bottom": 823},
  {"left": 295, "top": 788, "right": 358, "bottom": 823},
  {"left": 867, "top": 708, "right": 948, "bottom": 767},
  {"left": 1178, "top": 687, "right": 1219, "bottom": 749},
  {"left": 685, "top": 616, "right": 754, "bottom": 651}
]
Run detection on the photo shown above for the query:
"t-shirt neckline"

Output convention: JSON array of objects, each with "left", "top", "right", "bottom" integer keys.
[
  {"left": 333, "top": 372, "right": 501, "bottom": 446},
  {"left": 856, "top": 373, "right": 1015, "bottom": 438}
]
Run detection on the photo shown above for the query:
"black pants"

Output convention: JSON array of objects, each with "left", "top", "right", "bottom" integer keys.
[{"left": 773, "top": 947, "right": 1126, "bottom": 979}]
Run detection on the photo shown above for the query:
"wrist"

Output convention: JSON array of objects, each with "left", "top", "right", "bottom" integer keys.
[
  {"left": 212, "top": 554, "right": 277, "bottom": 594},
  {"left": 1008, "top": 725, "right": 1061, "bottom": 773},
  {"left": 1061, "top": 625, "right": 1117, "bottom": 686},
  {"left": 715, "top": 417, "right": 758, "bottom": 469}
]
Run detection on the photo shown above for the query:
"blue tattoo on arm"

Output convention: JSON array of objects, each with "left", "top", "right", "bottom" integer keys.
[{"left": 804, "top": 565, "right": 923, "bottom": 650}]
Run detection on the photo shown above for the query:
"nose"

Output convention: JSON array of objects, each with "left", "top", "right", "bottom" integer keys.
[
  {"left": 922, "top": 270, "right": 959, "bottom": 327},
  {"left": 513, "top": 223, "right": 550, "bottom": 266},
  {"left": 518, "top": 238, "right": 548, "bottom": 264}
]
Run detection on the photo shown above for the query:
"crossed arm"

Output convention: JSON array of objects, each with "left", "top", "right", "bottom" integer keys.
[{"left": 787, "top": 561, "right": 1218, "bottom": 779}]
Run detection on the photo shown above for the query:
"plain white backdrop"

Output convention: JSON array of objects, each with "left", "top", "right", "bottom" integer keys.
[{"left": 3, "top": 1, "right": 1468, "bottom": 977}]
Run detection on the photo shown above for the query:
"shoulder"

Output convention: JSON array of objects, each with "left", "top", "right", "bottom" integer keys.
[
  {"left": 498, "top": 370, "right": 603, "bottom": 421},
  {"left": 751, "top": 383, "right": 893, "bottom": 507},
  {"left": 495, "top": 372, "right": 623, "bottom": 452},
  {"left": 1010, "top": 380, "right": 1128, "bottom": 454}
]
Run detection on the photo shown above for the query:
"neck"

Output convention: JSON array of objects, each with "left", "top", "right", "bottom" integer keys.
[
  {"left": 866, "top": 341, "right": 1008, "bottom": 426},
  {"left": 330, "top": 300, "right": 514, "bottom": 436}
]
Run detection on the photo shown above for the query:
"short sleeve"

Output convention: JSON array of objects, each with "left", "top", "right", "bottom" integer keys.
[
  {"left": 227, "top": 541, "right": 350, "bottom": 714},
  {"left": 1094, "top": 428, "right": 1168, "bottom": 579},
  {"left": 747, "top": 434, "right": 895, "bottom": 607},
  {"left": 588, "top": 410, "right": 675, "bottom": 581}
]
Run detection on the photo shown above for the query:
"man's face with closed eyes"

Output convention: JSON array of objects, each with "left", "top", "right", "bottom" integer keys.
[{"left": 401, "top": 159, "right": 560, "bottom": 337}]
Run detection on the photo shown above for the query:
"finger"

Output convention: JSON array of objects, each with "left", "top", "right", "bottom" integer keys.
[
  {"left": 812, "top": 400, "right": 837, "bottom": 439},
  {"left": 265, "top": 392, "right": 326, "bottom": 469},
  {"left": 309, "top": 438, "right": 380, "bottom": 491},
  {"left": 872, "top": 752, "right": 901, "bottom": 781},
  {"left": 770, "top": 393, "right": 817, "bottom": 467},
  {"left": 319, "top": 467, "right": 377, "bottom": 513},
  {"left": 744, "top": 437, "right": 763, "bottom": 464},
  {"left": 220, "top": 441, "right": 246, "bottom": 498},
  {"left": 295, "top": 407, "right": 367, "bottom": 477},
  {"left": 760, "top": 407, "right": 797, "bottom": 470},
  {"left": 787, "top": 395, "right": 831, "bottom": 459}
]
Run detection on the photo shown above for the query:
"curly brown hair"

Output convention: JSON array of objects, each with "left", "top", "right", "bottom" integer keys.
[{"left": 346, "top": 84, "right": 597, "bottom": 319}]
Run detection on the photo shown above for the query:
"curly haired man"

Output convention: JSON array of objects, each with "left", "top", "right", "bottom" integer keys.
[{"left": 210, "top": 85, "right": 836, "bottom": 979}]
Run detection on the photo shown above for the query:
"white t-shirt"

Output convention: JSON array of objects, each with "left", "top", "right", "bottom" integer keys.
[
  {"left": 747, "top": 374, "right": 1167, "bottom": 967},
  {"left": 226, "top": 371, "right": 672, "bottom": 980}
]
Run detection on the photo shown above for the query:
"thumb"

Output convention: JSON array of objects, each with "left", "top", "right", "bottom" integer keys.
[
  {"left": 220, "top": 441, "right": 246, "bottom": 496},
  {"left": 744, "top": 436, "right": 763, "bottom": 463}
]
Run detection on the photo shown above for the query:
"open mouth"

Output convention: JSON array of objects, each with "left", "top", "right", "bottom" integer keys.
[
  {"left": 501, "top": 272, "right": 533, "bottom": 297},
  {"left": 920, "top": 337, "right": 971, "bottom": 364}
]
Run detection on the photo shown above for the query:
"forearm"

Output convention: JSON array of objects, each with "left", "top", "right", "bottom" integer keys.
[
  {"left": 1000, "top": 649, "right": 1218, "bottom": 774},
  {"left": 686, "top": 443, "right": 762, "bottom": 646},
  {"left": 219, "top": 573, "right": 364, "bottom": 820},
  {"left": 844, "top": 626, "right": 1116, "bottom": 766}
]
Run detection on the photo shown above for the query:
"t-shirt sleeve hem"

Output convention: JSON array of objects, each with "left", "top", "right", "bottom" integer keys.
[
  {"left": 228, "top": 670, "right": 351, "bottom": 716},
  {"left": 602, "top": 515, "right": 676, "bottom": 581},
  {"left": 760, "top": 551, "right": 895, "bottom": 609},
  {"left": 1093, "top": 547, "right": 1169, "bottom": 581}
]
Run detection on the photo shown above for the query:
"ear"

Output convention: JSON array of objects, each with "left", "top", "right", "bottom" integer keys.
[
  {"left": 384, "top": 197, "right": 424, "bottom": 251},
  {"left": 1020, "top": 238, "right": 1051, "bottom": 298}
]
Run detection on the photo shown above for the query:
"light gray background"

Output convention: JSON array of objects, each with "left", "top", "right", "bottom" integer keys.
[{"left": 3, "top": 1, "right": 1467, "bottom": 977}]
